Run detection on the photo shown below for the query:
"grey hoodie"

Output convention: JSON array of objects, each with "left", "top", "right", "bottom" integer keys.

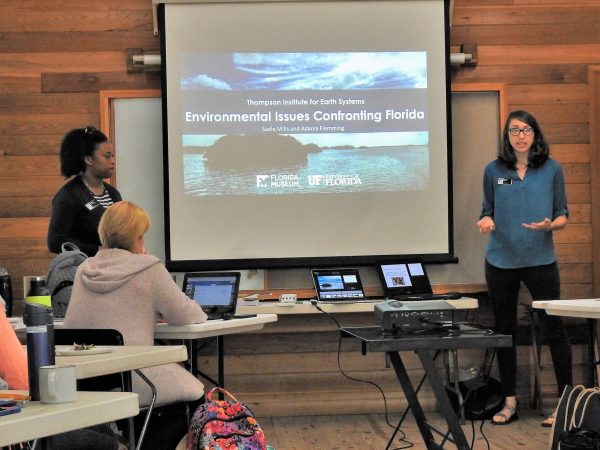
[{"left": 64, "top": 248, "right": 207, "bottom": 406}]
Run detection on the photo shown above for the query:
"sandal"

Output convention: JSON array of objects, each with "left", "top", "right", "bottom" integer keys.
[
  {"left": 541, "top": 411, "right": 556, "bottom": 428},
  {"left": 492, "top": 403, "right": 519, "bottom": 425}
]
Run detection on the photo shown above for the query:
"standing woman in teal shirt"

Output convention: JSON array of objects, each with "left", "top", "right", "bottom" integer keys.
[{"left": 477, "top": 110, "right": 572, "bottom": 427}]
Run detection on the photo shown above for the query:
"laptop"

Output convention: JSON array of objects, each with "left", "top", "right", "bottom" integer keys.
[
  {"left": 182, "top": 272, "right": 241, "bottom": 319},
  {"left": 311, "top": 268, "right": 369, "bottom": 303},
  {"left": 376, "top": 259, "right": 436, "bottom": 300}
]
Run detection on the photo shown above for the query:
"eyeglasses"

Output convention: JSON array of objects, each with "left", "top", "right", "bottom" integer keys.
[
  {"left": 83, "top": 126, "right": 97, "bottom": 135},
  {"left": 508, "top": 127, "right": 533, "bottom": 136}
]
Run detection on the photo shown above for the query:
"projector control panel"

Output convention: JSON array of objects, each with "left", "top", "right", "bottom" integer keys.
[{"left": 375, "top": 300, "right": 454, "bottom": 332}]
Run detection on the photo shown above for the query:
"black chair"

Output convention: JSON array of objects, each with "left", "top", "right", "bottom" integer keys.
[
  {"left": 54, "top": 328, "right": 125, "bottom": 393},
  {"left": 54, "top": 328, "right": 157, "bottom": 450}
]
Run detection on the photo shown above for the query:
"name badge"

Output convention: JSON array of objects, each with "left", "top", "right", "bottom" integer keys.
[
  {"left": 85, "top": 199, "right": 100, "bottom": 210},
  {"left": 497, "top": 178, "right": 512, "bottom": 185}
]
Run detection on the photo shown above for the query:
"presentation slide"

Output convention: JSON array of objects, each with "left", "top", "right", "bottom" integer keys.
[
  {"left": 382, "top": 264, "right": 414, "bottom": 288},
  {"left": 161, "top": 0, "right": 453, "bottom": 270},
  {"left": 181, "top": 52, "right": 428, "bottom": 196}
]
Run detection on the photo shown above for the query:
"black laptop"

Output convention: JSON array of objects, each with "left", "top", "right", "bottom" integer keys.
[
  {"left": 376, "top": 259, "right": 436, "bottom": 300},
  {"left": 182, "top": 272, "right": 241, "bottom": 319}
]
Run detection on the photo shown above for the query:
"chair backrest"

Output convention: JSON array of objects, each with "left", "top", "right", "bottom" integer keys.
[
  {"left": 55, "top": 328, "right": 124, "bottom": 346},
  {"left": 55, "top": 328, "right": 125, "bottom": 392}
]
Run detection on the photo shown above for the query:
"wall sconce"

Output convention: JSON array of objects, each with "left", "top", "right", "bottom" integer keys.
[
  {"left": 127, "top": 49, "right": 161, "bottom": 72},
  {"left": 450, "top": 44, "right": 478, "bottom": 67}
]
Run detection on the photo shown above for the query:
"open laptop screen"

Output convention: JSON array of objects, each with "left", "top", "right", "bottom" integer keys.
[
  {"left": 376, "top": 260, "right": 433, "bottom": 298},
  {"left": 182, "top": 272, "right": 240, "bottom": 317},
  {"left": 312, "top": 268, "right": 366, "bottom": 301}
]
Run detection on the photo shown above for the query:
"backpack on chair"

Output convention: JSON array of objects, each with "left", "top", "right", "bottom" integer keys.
[
  {"left": 187, "top": 387, "right": 266, "bottom": 450},
  {"left": 46, "top": 242, "right": 87, "bottom": 318}
]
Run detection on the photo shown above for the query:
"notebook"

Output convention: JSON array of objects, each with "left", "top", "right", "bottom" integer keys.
[
  {"left": 311, "top": 268, "right": 368, "bottom": 303},
  {"left": 182, "top": 272, "right": 241, "bottom": 319},
  {"left": 376, "top": 259, "right": 435, "bottom": 300}
]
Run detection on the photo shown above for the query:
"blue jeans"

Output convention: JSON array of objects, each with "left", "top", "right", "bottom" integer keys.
[{"left": 485, "top": 260, "right": 572, "bottom": 397}]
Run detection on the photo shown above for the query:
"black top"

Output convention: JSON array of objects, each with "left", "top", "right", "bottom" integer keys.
[{"left": 47, "top": 177, "right": 122, "bottom": 256}]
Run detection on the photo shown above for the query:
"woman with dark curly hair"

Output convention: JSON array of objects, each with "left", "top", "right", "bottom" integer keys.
[
  {"left": 47, "top": 127, "right": 122, "bottom": 256},
  {"left": 476, "top": 110, "right": 572, "bottom": 427}
]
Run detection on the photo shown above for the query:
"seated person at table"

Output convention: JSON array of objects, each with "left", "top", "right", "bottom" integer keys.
[
  {"left": 0, "top": 296, "right": 27, "bottom": 390},
  {"left": 64, "top": 201, "right": 208, "bottom": 449},
  {"left": 0, "top": 297, "right": 119, "bottom": 449}
]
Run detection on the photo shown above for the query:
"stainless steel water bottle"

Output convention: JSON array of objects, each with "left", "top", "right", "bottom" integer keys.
[
  {"left": 0, "top": 268, "right": 12, "bottom": 317},
  {"left": 25, "top": 276, "right": 52, "bottom": 308},
  {"left": 23, "top": 301, "right": 55, "bottom": 401}
]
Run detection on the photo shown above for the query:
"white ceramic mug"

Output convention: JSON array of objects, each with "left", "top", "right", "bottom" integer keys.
[{"left": 39, "top": 364, "right": 77, "bottom": 404}]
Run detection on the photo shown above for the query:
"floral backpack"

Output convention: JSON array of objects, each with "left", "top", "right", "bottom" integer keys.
[{"left": 187, "top": 387, "right": 266, "bottom": 450}]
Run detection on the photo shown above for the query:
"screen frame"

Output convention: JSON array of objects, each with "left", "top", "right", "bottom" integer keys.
[{"left": 158, "top": 0, "right": 456, "bottom": 271}]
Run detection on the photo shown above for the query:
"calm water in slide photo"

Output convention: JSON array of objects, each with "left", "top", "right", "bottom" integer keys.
[{"left": 183, "top": 145, "right": 429, "bottom": 195}]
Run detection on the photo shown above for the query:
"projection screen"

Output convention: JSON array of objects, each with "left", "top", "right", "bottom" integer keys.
[{"left": 159, "top": 0, "right": 454, "bottom": 271}]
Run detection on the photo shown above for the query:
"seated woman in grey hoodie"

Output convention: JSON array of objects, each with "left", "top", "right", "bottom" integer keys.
[{"left": 64, "top": 201, "right": 208, "bottom": 449}]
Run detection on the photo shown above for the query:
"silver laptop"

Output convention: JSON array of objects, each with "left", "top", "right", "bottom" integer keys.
[{"left": 311, "top": 268, "right": 372, "bottom": 303}]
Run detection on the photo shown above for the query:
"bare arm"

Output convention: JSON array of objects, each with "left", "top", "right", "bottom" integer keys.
[{"left": 522, "top": 215, "right": 567, "bottom": 232}]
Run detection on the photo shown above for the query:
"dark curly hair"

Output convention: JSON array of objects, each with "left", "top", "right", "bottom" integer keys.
[
  {"left": 59, "top": 126, "right": 108, "bottom": 178},
  {"left": 498, "top": 110, "right": 550, "bottom": 169}
]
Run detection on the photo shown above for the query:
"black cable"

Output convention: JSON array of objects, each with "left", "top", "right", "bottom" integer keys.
[
  {"left": 451, "top": 347, "right": 495, "bottom": 450},
  {"left": 310, "top": 300, "right": 414, "bottom": 449}
]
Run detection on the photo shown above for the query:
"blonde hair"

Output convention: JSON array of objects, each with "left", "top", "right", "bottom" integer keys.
[{"left": 98, "top": 201, "right": 150, "bottom": 251}]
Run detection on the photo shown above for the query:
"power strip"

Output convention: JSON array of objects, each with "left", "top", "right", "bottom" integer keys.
[{"left": 279, "top": 293, "right": 297, "bottom": 303}]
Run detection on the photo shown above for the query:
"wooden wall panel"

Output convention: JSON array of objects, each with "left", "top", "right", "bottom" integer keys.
[
  {"left": 568, "top": 203, "right": 591, "bottom": 223},
  {"left": 0, "top": 156, "right": 58, "bottom": 177},
  {"left": 555, "top": 243, "right": 592, "bottom": 263},
  {"left": 0, "top": 176, "right": 65, "bottom": 197},
  {"left": 0, "top": 53, "right": 125, "bottom": 76},
  {"left": 506, "top": 84, "right": 589, "bottom": 104},
  {"left": 42, "top": 72, "right": 161, "bottom": 94},
  {"left": 0, "top": 114, "right": 100, "bottom": 136},
  {"left": 1, "top": 0, "right": 599, "bottom": 417},
  {"left": 451, "top": 24, "right": 600, "bottom": 46},
  {"left": 451, "top": 64, "right": 589, "bottom": 84},
  {"left": 480, "top": 45, "right": 600, "bottom": 66},
  {"left": 0, "top": 76, "right": 41, "bottom": 94},
  {"left": 0, "top": 12, "right": 153, "bottom": 33},
  {"left": 0, "top": 198, "right": 51, "bottom": 218},
  {"left": 0, "top": 135, "right": 63, "bottom": 156},
  {"left": 452, "top": 5, "right": 600, "bottom": 25},
  {"left": 552, "top": 144, "right": 590, "bottom": 164},
  {"left": 0, "top": 31, "right": 159, "bottom": 53},
  {"left": 0, "top": 93, "right": 99, "bottom": 114},
  {"left": 566, "top": 184, "right": 590, "bottom": 203}
]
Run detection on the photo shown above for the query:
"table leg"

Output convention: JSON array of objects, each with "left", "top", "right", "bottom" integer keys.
[
  {"left": 185, "top": 338, "right": 212, "bottom": 384},
  {"left": 217, "top": 336, "right": 224, "bottom": 400},
  {"left": 189, "top": 339, "right": 198, "bottom": 376},
  {"left": 417, "top": 349, "right": 470, "bottom": 450},
  {"left": 388, "top": 351, "right": 437, "bottom": 450},
  {"left": 122, "top": 371, "right": 136, "bottom": 449},
  {"left": 186, "top": 337, "right": 224, "bottom": 400},
  {"left": 587, "top": 319, "right": 597, "bottom": 387}
]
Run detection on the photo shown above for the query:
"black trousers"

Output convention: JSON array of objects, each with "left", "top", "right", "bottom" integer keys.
[{"left": 485, "top": 260, "right": 573, "bottom": 397}]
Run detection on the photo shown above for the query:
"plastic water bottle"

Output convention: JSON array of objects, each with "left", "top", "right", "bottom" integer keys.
[
  {"left": 0, "top": 268, "right": 12, "bottom": 317},
  {"left": 23, "top": 301, "right": 55, "bottom": 401}
]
